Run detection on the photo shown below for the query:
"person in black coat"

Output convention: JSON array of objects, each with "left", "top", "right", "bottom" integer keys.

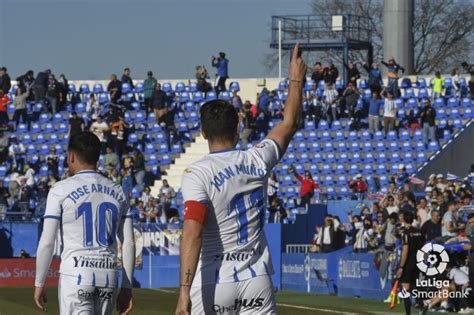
[
  {"left": 0, "top": 67, "right": 12, "bottom": 94},
  {"left": 33, "top": 69, "right": 51, "bottom": 102}
]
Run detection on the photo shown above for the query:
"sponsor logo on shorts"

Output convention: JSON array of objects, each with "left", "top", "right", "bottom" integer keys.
[
  {"left": 213, "top": 298, "right": 264, "bottom": 314},
  {"left": 73, "top": 257, "right": 117, "bottom": 270},
  {"left": 77, "top": 288, "right": 113, "bottom": 302},
  {"left": 214, "top": 247, "right": 264, "bottom": 262}
]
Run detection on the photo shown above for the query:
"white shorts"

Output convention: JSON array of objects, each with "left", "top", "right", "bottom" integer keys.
[
  {"left": 190, "top": 274, "right": 276, "bottom": 314},
  {"left": 58, "top": 275, "right": 117, "bottom": 315}
]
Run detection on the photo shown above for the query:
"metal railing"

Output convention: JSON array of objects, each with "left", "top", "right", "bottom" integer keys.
[
  {"left": 286, "top": 244, "right": 313, "bottom": 253},
  {"left": 271, "top": 14, "right": 373, "bottom": 46}
]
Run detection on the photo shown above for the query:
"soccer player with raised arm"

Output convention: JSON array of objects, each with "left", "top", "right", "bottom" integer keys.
[
  {"left": 34, "top": 132, "right": 135, "bottom": 315},
  {"left": 175, "top": 43, "right": 306, "bottom": 314}
]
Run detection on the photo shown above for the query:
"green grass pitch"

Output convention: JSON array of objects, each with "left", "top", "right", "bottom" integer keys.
[{"left": 0, "top": 287, "right": 444, "bottom": 314}]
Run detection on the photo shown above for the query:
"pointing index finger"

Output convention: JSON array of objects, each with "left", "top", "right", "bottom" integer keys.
[{"left": 292, "top": 43, "right": 300, "bottom": 61}]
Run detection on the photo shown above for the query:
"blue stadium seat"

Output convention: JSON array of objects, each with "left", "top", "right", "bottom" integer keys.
[
  {"left": 414, "top": 130, "right": 423, "bottom": 141},
  {"left": 364, "top": 153, "right": 374, "bottom": 163},
  {"left": 99, "top": 93, "right": 110, "bottom": 104},
  {"left": 377, "top": 152, "right": 387, "bottom": 163},
  {"left": 68, "top": 83, "right": 77, "bottom": 93},
  {"left": 319, "top": 121, "right": 328, "bottom": 130},
  {"left": 144, "top": 143, "right": 155, "bottom": 153},
  {"left": 348, "top": 164, "right": 359, "bottom": 175},
  {"left": 437, "top": 119, "right": 447, "bottom": 129},
  {"left": 406, "top": 98, "right": 418, "bottom": 109},
  {"left": 361, "top": 130, "right": 370, "bottom": 141},
  {"left": 362, "top": 164, "right": 373, "bottom": 175},
  {"left": 400, "top": 130, "right": 410, "bottom": 141},
  {"left": 464, "top": 108, "right": 473, "bottom": 119},
  {"left": 350, "top": 142, "right": 360, "bottom": 152},
  {"left": 461, "top": 98, "right": 472, "bottom": 107},
  {"left": 417, "top": 88, "right": 429, "bottom": 99},
  {"left": 337, "top": 175, "right": 347, "bottom": 186},
  {"left": 297, "top": 142, "right": 307, "bottom": 152},
  {"left": 447, "top": 97, "right": 459, "bottom": 107},
  {"left": 362, "top": 89, "right": 371, "bottom": 100},
  {"left": 450, "top": 108, "right": 460, "bottom": 119},
  {"left": 206, "top": 91, "right": 217, "bottom": 101},
  {"left": 323, "top": 175, "right": 334, "bottom": 186},
  {"left": 336, "top": 142, "right": 347, "bottom": 152},
  {"left": 331, "top": 121, "right": 342, "bottom": 130},
  {"left": 335, "top": 164, "right": 345, "bottom": 175},
  {"left": 278, "top": 81, "right": 288, "bottom": 92},
  {"left": 434, "top": 98, "right": 445, "bottom": 108},
  {"left": 179, "top": 92, "right": 191, "bottom": 103},
  {"left": 416, "top": 141, "right": 425, "bottom": 151},
  {"left": 299, "top": 152, "right": 310, "bottom": 163},
  {"left": 358, "top": 79, "right": 368, "bottom": 90},
  {"left": 323, "top": 142, "right": 334, "bottom": 152},
  {"left": 134, "top": 83, "right": 144, "bottom": 93},
  {"left": 437, "top": 108, "right": 446, "bottom": 119},
  {"left": 80, "top": 84, "right": 90, "bottom": 94},
  {"left": 325, "top": 153, "right": 336, "bottom": 164},
  {"left": 162, "top": 83, "right": 173, "bottom": 93},
  {"left": 313, "top": 152, "right": 323, "bottom": 163},
  {"left": 229, "top": 81, "right": 240, "bottom": 92},
  {"left": 307, "top": 131, "right": 317, "bottom": 141},
  {"left": 188, "top": 82, "right": 198, "bottom": 93},
  {"left": 320, "top": 131, "right": 330, "bottom": 142},
  {"left": 306, "top": 120, "right": 316, "bottom": 130},
  {"left": 417, "top": 78, "right": 427, "bottom": 88},
  {"left": 403, "top": 152, "right": 414, "bottom": 163},
  {"left": 175, "top": 82, "right": 186, "bottom": 93},
  {"left": 294, "top": 131, "right": 304, "bottom": 142},
  {"left": 404, "top": 88, "right": 415, "bottom": 100},
  {"left": 219, "top": 91, "right": 231, "bottom": 101},
  {"left": 401, "top": 142, "right": 412, "bottom": 152},
  {"left": 452, "top": 119, "right": 462, "bottom": 129},
  {"left": 93, "top": 83, "right": 104, "bottom": 94},
  {"left": 348, "top": 131, "right": 358, "bottom": 141},
  {"left": 157, "top": 143, "right": 169, "bottom": 154},
  {"left": 374, "top": 142, "right": 384, "bottom": 152},
  {"left": 416, "top": 152, "right": 427, "bottom": 163},
  {"left": 376, "top": 164, "right": 387, "bottom": 175},
  {"left": 386, "top": 131, "right": 397, "bottom": 140},
  {"left": 374, "top": 131, "right": 383, "bottom": 141}
]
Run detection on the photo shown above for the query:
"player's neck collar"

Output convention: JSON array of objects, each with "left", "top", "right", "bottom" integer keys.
[
  {"left": 209, "top": 148, "right": 238, "bottom": 155},
  {"left": 76, "top": 170, "right": 97, "bottom": 174}
]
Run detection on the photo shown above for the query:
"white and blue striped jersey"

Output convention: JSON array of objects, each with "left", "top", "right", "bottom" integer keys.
[
  {"left": 37, "top": 170, "right": 131, "bottom": 288},
  {"left": 181, "top": 139, "right": 281, "bottom": 286}
]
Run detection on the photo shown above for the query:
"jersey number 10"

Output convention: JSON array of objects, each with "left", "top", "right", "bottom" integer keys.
[{"left": 76, "top": 202, "right": 119, "bottom": 247}]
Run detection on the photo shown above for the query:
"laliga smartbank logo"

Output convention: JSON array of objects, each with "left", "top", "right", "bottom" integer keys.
[{"left": 398, "top": 243, "right": 470, "bottom": 299}]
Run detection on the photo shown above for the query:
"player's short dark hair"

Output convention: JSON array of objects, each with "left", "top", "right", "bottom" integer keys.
[
  {"left": 68, "top": 132, "right": 101, "bottom": 165},
  {"left": 468, "top": 213, "right": 474, "bottom": 221},
  {"left": 403, "top": 211, "right": 415, "bottom": 224},
  {"left": 200, "top": 100, "right": 239, "bottom": 143}
]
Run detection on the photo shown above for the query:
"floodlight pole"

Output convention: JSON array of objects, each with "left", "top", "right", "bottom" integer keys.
[{"left": 278, "top": 19, "right": 282, "bottom": 81}]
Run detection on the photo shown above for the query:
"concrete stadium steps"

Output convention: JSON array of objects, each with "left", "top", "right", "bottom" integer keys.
[{"left": 151, "top": 135, "right": 209, "bottom": 194}]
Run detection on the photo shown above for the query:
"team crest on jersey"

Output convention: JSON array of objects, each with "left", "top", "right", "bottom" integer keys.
[
  {"left": 184, "top": 168, "right": 193, "bottom": 173},
  {"left": 255, "top": 142, "right": 268, "bottom": 149}
]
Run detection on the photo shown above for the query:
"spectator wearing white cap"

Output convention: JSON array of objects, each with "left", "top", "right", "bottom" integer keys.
[{"left": 436, "top": 174, "right": 447, "bottom": 192}]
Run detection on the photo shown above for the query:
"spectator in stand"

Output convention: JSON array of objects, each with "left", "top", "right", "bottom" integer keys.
[
  {"left": 0, "top": 67, "right": 11, "bottom": 94},
  {"left": 57, "top": 74, "right": 69, "bottom": 110},
  {"left": 158, "top": 179, "right": 176, "bottom": 223},
  {"left": 16, "top": 176, "right": 32, "bottom": 213},
  {"left": 353, "top": 217, "right": 374, "bottom": 253},
  {"left": 104, "top": 146, "right": 119, "bottom": 174},
  {"left": 121, "top": 67, "right": 134, "bottom": 90},
  {"left": 382, "top": 194, "right": 399, "bottom": 215},
  {"left": 436, "top": 174, "right": 447, "bottom": 192},
  {"left": 310, "top": 62, "right": 325, "bottom": 86},
  {"left": 86, "top": 94, "right": 101, "bottom": 121},
  {"left": 45, "top": 74, "right": 60, "bottom": 114},
  {"left": 294, "top": 170, "right": 319, "bottom": 209},
  {"left": 419, "top": 99, "right": 437, "bottom": 146},
  {"left": 442, "top": 201, "right": 458, "bottom": 237},
  {"left": 107, "top": 74, "right": 122, "bottom": 104},
  {"left": 119, "top": 168, "right": 134, "bottom": 197},
  {"left": 322, "top": 82, "right": 339, "bottom": 127},
  {"left": 158, "top": 105, "right": 178, "bottom": 150},
  {"left": 13, "top": 86, "right": 30, "bottom": 130},
  {"left": 380, "top": 89, "right": 397, "bottom": 136},
  {"left": 132, "top": 148, "right": 146, "bottom": 192},
  {"left": 240, "top": 101, "right": 256, "bottom": 147},
  {"left": 421, "top": 210, "right": 442, "bottom": 242},
  {"left": 396, "top": 165, "right": 410, "bottom": 186},
  {"left": 104, "top": 104, "right": 119, "bottom": 125},
  {"left": 89, "top": 115, "right": 109, "bottom": 152},
  {"left": 348, "top": 174, "right": 368, "bottom": 200},
  {"left": 0, "top": 131, "right": 8, "bottom": 163},
  {"left": 268, "top": 197, "right": 287, "bottom": 224},
  {"left": 362, "top": 62, "right": 383, "bottom": 94},
  {"left": 195, "top": 65, "right": 212, "bottom": 93},
  {"left": 468, "top": 74, "right": 474, "bottom": 100},
  {"left": 267, "top": 172, "right": 279, "bottom": 205},
  {"left": 16, "top": 70, "right": 35, "bottom": 101},
  {"left": 341, "top": 82, "right": 360, "bottom": 118},
  {"left": 0, "top": 90, "right": 10, "bottom": 127},
  {"left": 32, "top": 69, "right": 51, "bottom": 103},
  {"left": 384, "top": 212, "right": 399, "bottom": 251},
  {"left": 140, "top": 186, "right": 152, "bottom": 205},
  {"left": 24, "top": 163, "right": 36, "bottom": 187},
  {"left": 431, "top": 71, "right": 444, "bottom": 103},
  {"left": 231, "top": 91, "right": 242, "bottom": 111},
  {"left": 8, "top": 136, "right": 26, "bottom": 172},
  {"left": 142, "top": 199, "right": 159, "bottom": 224},
  {"left": 343, "top": 61, "right": 361, "bottom": 86},
  {"left": 451, "top": 68, "right": 461, "bottom": 97},
  {"left": 46, "top": 146, "right": 59, "bottom": 176},
  {"left": 323, "top": 61, "right": 339, "bottom": 84},
  {"left": 212, "top": 52, "right": 229, "bottom": 92},
  {"left": 143, "top": 71, "right": 157, "bottom": 118},
  {"left": 367, "top": 92, "right": 382, "bottom": 134},
  {"left": 416, "top": 197, "right": 430, "bottom": 226},
  {"left": 68, "top": 112, "right": 84, "bottom": 138},
  {"left": 151, "top": 83, "right": 167, "bottom": 121},
  {"left": 382, "top": 57, "right": 405, "bottom": 98},
  {"left": 112, "top": 113, "right": 129, "bottom": 158},
  {"left": 0, "top": 181, "right": 9, "bottom": 220},
  {"left": 317, "top": 215, "right": 339, "bottom": 253}
]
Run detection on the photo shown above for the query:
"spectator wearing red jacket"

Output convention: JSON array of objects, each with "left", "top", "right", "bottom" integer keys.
[
  {"left": 0, "top": 91, "right": 10, "bottom": 127},
  {"left": 349, "top": 174, "right": 368, "bottom": 200},
  {"left": 295, "top": 170, "right": 319, "bottom": 209}
]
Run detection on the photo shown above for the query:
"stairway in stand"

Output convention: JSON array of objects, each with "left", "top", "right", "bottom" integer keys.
[{"left": 151, "top": 135, "right": 209, "bottom": 195}]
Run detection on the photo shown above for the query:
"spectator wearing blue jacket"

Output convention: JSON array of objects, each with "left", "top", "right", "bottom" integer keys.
[
  {"left": 212, "top": 52, "right": 229, "bottom": 92},
  {"left": 367, "top": 92, "right": 382, "bottom": 134},
  {"left": 362, "top": 63, "right": 383, "bottom": 94}
]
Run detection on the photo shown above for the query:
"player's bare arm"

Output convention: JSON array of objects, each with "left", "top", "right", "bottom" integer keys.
[
  {"left": 175, "top": 219, "right": 204, "bottom": 315},
  {"left": 266, "top": 43, "right": 307, "bottom": 153},
  {"left": 117, "top": 213, "right": 136, "bottom": 315},
  {"left": 33, "top": 220, "right": 59, "bottom": 311}
]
